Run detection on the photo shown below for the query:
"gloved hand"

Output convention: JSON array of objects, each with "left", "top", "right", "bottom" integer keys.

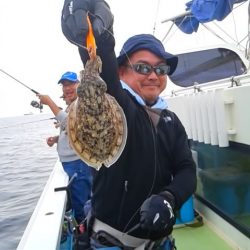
[
  {"left": 140, "top": 194, "right": 175, "bottom": 232},
  {"left": 61, "top": 0, "right": 114, "bottom": 47}
]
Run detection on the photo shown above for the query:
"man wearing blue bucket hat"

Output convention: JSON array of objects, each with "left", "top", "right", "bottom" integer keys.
[
  {"left": 38, "top": 71, "right": 93, "bottom": 224},
  {"left": 117, "top": 34, "right": 178, "bottom": 75},
  {"left": 61, "top": 0, "right": 197, "bottom": 249}
]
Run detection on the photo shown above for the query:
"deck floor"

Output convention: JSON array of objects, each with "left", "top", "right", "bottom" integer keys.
[{"left": 173, "top": 223, "right": 234, "bottom": 250}]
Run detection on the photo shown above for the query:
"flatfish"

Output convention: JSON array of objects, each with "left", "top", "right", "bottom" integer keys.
[{"left": 67, "top": 55, "right": 127, "bottom": 170}]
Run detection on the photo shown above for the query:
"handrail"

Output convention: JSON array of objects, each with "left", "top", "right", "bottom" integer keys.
[{"left": 164, "top": 73, "right": 250, "bottom": 96}]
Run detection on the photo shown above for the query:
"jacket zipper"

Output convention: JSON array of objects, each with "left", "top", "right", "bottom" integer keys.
[{"left": 117, "top": 180, "right": 128, "bottom": 225}]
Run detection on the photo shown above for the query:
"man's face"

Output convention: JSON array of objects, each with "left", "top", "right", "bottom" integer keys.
[
  {"left": 62, "top": 80, "right": 78, "bottom": 104},
  {"left": 119, "top": 50, "right": 168, "bottom": 105}
]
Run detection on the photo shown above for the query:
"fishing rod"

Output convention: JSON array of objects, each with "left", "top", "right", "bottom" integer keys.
[
  {"left": 0, "top": 69, "right": 43, "bottom": 112},
  {"left": 0, "top": 117, "right": 56, "bottom": 130},
  {"left": 0, "top": 69, "right": 40, "bottom": 94}
]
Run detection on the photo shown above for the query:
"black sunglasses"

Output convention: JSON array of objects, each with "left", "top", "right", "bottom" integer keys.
[{"left": 127, "top": 63, "right": 170, "bottom": 76}]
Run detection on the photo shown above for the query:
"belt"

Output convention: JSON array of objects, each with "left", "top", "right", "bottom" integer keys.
[{"left": 92, "top": 219, "right": 150, "bottom": 248}]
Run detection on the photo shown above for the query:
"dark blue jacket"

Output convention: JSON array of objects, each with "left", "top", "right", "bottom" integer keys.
[{"left": 79, "top": 39, "right": 197, "bottom": 240}]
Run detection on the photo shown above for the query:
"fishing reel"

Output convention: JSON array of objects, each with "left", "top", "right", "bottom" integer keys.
[{"left": 30, "top": 100, "right": 43, "bottom": 112}]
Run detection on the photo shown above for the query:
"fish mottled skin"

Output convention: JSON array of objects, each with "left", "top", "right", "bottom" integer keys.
[{"left": 67, "top": 56, "right": 127, "bottom": 170}]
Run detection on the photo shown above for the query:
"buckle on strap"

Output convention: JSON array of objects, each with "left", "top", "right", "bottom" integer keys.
[{"left": 92, "top": 219, "right": 150, "bottom": 248}]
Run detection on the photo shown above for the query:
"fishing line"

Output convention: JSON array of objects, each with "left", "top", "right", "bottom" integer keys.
[
  {"left": 122, "top": 112, "right": 158, "bottom": 234},
  {"left": 0, "top": 117, "right": 56, "bottom": 130},
  {"left": 0, "top": 69, "right": 40, "bottom": 94},
  {"left": 90, "top": 15, "right": 160, "bottom": 233}
]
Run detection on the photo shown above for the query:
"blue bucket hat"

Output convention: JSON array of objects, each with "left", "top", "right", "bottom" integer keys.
[
  {"left": 117, "top": 34, "right": 178, "bottom": 75},
  {"left": 57, "top": 71, "right": 79, "bottom": 84}
]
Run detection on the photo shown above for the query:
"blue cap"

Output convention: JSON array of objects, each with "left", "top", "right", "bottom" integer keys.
[
  {"left": 57, "top": 71, "right": 79, "bottom": 84},
  {"left": 117, "top": 34, "right": 178, "bottom": 75}
]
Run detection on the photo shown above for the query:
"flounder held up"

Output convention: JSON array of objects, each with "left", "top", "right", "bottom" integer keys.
[{"left": 67, "top": 56, "right": 127, "bottom": 170}]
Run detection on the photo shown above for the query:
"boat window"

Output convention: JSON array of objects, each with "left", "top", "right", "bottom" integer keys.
[{"left": 169, "top": 48, "right": 247, "bottom": 87}]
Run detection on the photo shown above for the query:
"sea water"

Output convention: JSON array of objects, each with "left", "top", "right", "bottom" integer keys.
[{"left": 0, "top": 113, "right": 58, "bottom": 250}]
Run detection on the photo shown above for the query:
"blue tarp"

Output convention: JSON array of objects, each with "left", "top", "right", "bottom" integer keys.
[{"left": 174, "top": 0, "right": 247, "bottom": 34}]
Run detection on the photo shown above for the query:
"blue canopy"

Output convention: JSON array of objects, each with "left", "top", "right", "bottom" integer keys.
[
  {"left": 169, "top": 47, "right": 247, "bottom": 87},
  {"left": 174, "top": 0, "right": 247, "bottom": 34}
]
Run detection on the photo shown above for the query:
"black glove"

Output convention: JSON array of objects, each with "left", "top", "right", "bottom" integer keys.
[
  {"left": 61, "top": 0, "right": 114, "bottom": 47},
  {"left": 140, "top": 194, "right": 175, "bottom": 232}
]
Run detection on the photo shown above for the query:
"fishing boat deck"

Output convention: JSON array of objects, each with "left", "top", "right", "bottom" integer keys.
[{"left": 173, "top": 223, "right": 234, "bottom": 250}]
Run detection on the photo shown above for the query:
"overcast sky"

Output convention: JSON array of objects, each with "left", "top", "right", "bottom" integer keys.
[{"left": 0, "top": 0, "right": 247, "bottom": 117}]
